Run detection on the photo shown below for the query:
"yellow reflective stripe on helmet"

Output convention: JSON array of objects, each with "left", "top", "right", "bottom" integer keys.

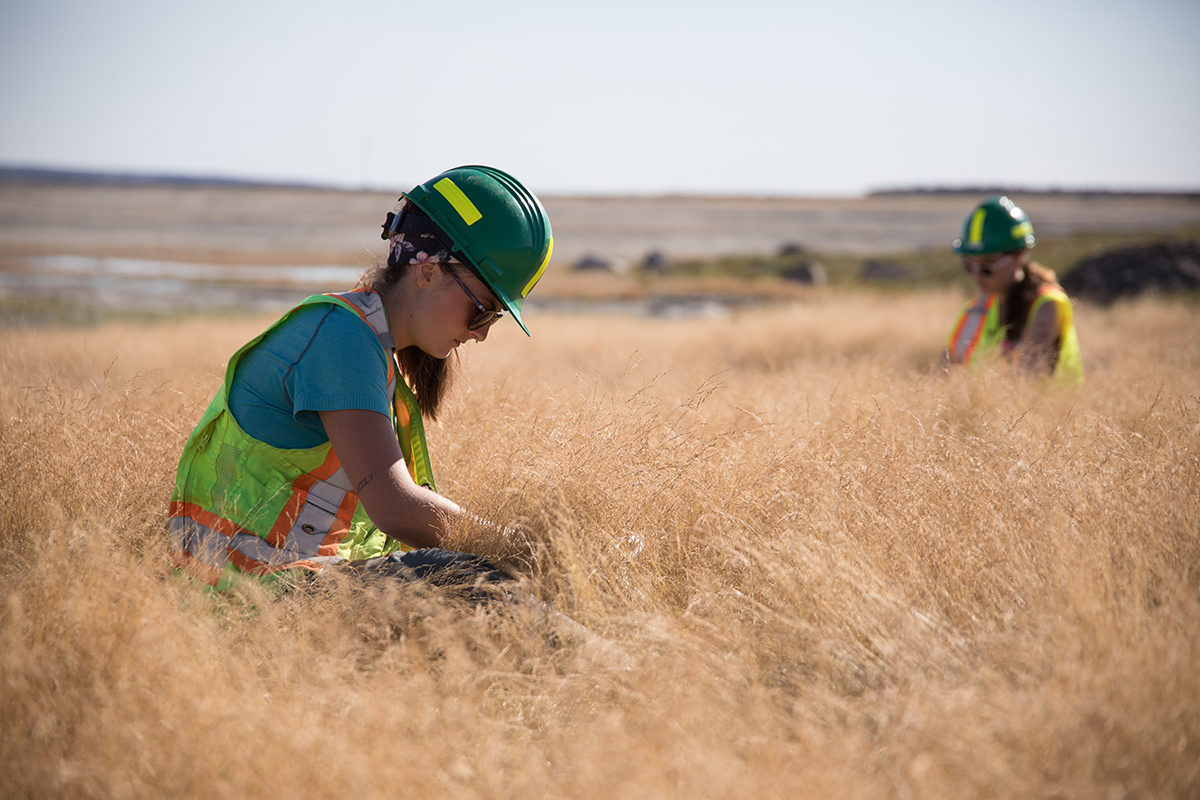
[
  {"left": 1011, "top": 221, "right": 1032, "bottom": 240},
  {"left": 522, "top": 236, "right": 553, "bottom": 298},
  {"left": 433, "top": 178, "right": 483, "bottom": 226},
  {"left": 968, "top": 208, "right": 987, "bottom": 246}
]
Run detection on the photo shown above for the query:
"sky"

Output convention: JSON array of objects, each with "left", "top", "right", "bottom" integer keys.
[{"left": 1, "top": 0, "right": 1197, "bottom": 197}]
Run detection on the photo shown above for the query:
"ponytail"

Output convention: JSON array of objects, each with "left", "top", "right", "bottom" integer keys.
[
  {"left": 1001, "top": 258, "right": 1062, "bottom": 344},
  {"left": 358, "top": 246, "right": 457, "bottom": 421}
]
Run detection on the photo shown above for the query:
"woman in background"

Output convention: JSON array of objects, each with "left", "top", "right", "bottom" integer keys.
[
  {"left": 168, "top": 165, "right": 553, "bottom": 597},
  {"left": 942, "top": 195, "right": 1083, "bottom": 383}
]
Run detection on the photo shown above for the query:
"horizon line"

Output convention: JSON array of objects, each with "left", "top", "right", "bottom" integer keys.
[{"left": 2, "top": 164, "right": 1198, "bottom": 201}]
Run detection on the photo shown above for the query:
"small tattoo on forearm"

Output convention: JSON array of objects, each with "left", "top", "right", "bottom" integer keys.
[{"left": 356, "top": 474, "right": 374, "bottom": 492}]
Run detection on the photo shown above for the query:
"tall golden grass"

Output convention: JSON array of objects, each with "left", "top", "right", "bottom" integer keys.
[{"left": 1, "top": 288, "right": 1197, "bottom": 799}]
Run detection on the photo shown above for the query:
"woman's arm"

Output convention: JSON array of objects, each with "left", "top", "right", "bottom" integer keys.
[
  {"left": 1021, "top": 300, "right": 1061, "bottom": 375},
  {"left": 319, "top": 407, "right": 464, "bottom": 550}
]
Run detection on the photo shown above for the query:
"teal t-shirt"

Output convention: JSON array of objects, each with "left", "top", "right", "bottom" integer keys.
[{"left": 229, "top": 303, "right": 391, "bottom": 450}]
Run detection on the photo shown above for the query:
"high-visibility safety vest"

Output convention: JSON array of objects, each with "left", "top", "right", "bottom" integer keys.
[
  {"left": 946, "top": 284, "right": 1084, "bottom": 384},
  {"left": 168, "top": 288, "right": 437, "bottom": 591}
]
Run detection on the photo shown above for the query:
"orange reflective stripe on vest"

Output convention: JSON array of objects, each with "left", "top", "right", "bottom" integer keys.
[{"left": 947, "top": 293, "right": 998, "bottom": 365}]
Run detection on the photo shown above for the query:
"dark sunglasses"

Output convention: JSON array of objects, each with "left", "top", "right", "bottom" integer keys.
[
  {"left": 445, "top": 265, "right": 505, "bottom": 330},
  {"left": 961, "top": 253, "right": 1013, "bottom": 276}
]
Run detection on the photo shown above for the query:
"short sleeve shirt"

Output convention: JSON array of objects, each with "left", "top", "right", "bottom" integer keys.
[{"left": 228, "top": 303, "right": 392, "bottom": 450}]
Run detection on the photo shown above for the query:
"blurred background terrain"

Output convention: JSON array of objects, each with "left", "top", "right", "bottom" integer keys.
[{"left": 2, "top": 172, "right": 1198, "bottom": 323}]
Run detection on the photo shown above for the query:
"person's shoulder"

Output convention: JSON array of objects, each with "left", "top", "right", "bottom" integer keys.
[
  {"left": 271, "top": 299, "right": 384, "bottom": 355},
  {"left": 316, "top": 301, "right": 387, "bottom": 348},
  {"left": 1031, "top": 274, "right": 1069, "bottom": 303},
  {"left": 277, "top": 298, "right": 346, "bottom": 327},
  {"left": 289, "top": 297, "right": 373, "bottom": 332}
]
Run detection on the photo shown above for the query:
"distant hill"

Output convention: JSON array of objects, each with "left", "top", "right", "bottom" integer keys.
[
  {"left": 7, "top": 166, "right": 1198, "bottom": 201},
  {"left": 0, "top": 165, "right": 335, "bottom": 191},
  {"left": 869, "top": 185, "right": 1200, "bottom": 200}
]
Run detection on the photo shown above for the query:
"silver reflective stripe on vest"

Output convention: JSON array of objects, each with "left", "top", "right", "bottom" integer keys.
[
  {"left": 275, "top": 477, "right": 347, "bottom": 559},
  {"left": 169, "top": 516, "right": 299, "bottom": 571},
  {"left": 169, "top": 476, "right": 350, "bottom": 571},
  {"left": 331, "top": 289, "right": 398, "bottom": 397},
  {"left": 304, "top": 476, "right": 345, "bottom": 515},
  {"left": 334, "top": 289, "right": 396, "bottom": 354},
  {"left": 952, "top": 296, "right": 992, "bottom": 363},
  {"left": 169, "top": 515, "right": 230, "bottom": 572},
  {"left": 325, "top": 465, "right": 354, "bottom": 492}
]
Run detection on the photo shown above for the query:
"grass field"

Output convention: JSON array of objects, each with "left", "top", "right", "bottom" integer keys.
[{"left": 1, "top": 288, "right": 1198, "bottom": 799}]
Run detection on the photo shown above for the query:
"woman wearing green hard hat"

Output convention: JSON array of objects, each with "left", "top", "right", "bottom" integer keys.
[
  {"left": 942, "top": 195, "right": 1083, "bottom": 383},
  {"left": 168, "top": 165, "right": 554, "bottom": 599}
]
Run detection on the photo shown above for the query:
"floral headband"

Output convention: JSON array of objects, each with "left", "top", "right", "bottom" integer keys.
[
  {"left": 388, "top": 231, "right": 455, "bottom": 268},
  {"left": 387, "top": 201, "right": 458, "bottom": 267}
]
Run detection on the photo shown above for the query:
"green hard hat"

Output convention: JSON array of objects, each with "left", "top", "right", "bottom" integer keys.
[
  {"left": 395, "top": 165, "right": 553, "bottom": 336},
  {"left": 952, "top": 195, "right": 1036, "bottom": 255}
]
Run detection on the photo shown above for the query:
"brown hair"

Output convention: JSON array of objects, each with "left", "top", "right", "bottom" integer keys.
[
  {"left": 1001, "top": 259, "right": 1061, "bottom": 344},
  {"left": 358, "top": 254, "right": 457, "bottom": 422}
]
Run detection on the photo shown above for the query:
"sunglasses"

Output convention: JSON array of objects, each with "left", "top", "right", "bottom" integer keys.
[
  {"left": 961, "top": 253, "right": 1013, "bottom": 277},
  {"left": 445, "top": 265, "right": 505, "bottom": 330}
]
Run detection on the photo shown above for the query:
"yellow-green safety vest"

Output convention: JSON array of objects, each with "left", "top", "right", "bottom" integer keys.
[
  {"left": 168, "top": 288, "right": 437, "bottom": 592},
  {"left": 946, "top": 284, "right": 1083, "bottom": 384}
]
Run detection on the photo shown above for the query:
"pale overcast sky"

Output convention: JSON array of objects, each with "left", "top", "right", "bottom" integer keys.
[{"left": 1, "top": 0, "right": 1197, "bottom": 196}]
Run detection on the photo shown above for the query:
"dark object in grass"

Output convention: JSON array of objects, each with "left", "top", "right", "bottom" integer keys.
[
  {"left": 641, "top": 250, "right": 669, "bottom": 272},
  {"left": 574, "top": 254, "right": 612, "bottom": 271},
  {"left": 322, "top": 548, "right": 593, "bottom": 646},
  {"left": 780, "top": 260, "right": 828, "bottom": 285},
  {"left": 338, "top": 548, "right": 516, "bottom": 605},
  {"left": 1061, "top": 240, "right": 1200, "bottom": 305}
]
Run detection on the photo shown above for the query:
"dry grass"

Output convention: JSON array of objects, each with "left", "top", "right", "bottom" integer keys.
[{"left": 1, "top": 289, "right": 1197, "bottom": 799}]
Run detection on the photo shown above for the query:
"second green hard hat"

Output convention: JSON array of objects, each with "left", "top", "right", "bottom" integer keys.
[{"left": 952, "top": 195, "right": 1036, "bottom": 255}]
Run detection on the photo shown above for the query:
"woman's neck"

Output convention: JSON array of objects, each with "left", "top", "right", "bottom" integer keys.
[{"left": 377, "top": 281, "right": 415, "bottom": 352}]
